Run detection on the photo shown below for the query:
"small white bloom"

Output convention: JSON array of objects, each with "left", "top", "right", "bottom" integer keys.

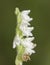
[
  {"left": 25, "top": 48, "right": 35, "bottom": 55},
  {"left": 21, "top": 10, "right": 33, "bottom": 22},
  {"left": 24, "top": 37, "right": 35, "bottom": 41},
  {"left": 21, "top": 37, "right": 36, "bottom": 55},
  {"left": 21, "top": 37, "right": 34, "bottom": 48},
  {"left": 22, "top": 19, "right": 31, "bottom": 26},
  {"left": 20, "top": 25, "right": 34, "bottom": 37},
  {"left": 13, "top": 35, "right": 21, "bottom": 48}
]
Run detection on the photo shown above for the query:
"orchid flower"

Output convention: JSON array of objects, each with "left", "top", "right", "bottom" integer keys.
[{"left": 13, "top": 7, "right": 36, "bottom": 65}]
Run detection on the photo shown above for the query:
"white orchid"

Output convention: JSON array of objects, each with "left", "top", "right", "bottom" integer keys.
[
  {"left": 21, "top": 10, "right": 33, "bottom": 21},
  {"left": 13, "top": 34, "right": 21, "bottom": 48},
  {"left": 13, "top": 7, "right": 36, "bottom": 65}
]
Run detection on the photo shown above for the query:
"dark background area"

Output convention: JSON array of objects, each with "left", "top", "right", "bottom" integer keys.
[{"left": 0, "top": 0, "right": 50, "bottom": 65}]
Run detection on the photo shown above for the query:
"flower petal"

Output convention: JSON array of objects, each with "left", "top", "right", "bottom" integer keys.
[
  {"left": 21, "top": 10, "right": 31, "bottom": 15},
  {"left": 25, "top": 48, "right": 35, "bottom": 55},
  {"left": 13, "top": 35, "right": 21, "bottom": 48}
]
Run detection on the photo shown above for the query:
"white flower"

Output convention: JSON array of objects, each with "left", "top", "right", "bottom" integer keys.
[
  {"left": 20, "top": 25, "right": 34, "bottom": 37},
  {"left": 21, "top": 10, "right": 33, "bottom": 21},
  {"left": 21, "top": 37, "right": 36, "bottom": 55},
  {"left": 25, "top": 48, "right": 35, "bottom": 55},
  {"left": 13, "top": 34, "right": 21, "bottom": 48},
  {"left": 21, "top": 37, "right": 34, "bottom": 48},
  {"left": 22, "top": 19, "right": 31, "bottom": 26}
]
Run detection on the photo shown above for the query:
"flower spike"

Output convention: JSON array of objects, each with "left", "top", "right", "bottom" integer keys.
[{"left": 13, "top": 7, "right": 36, "bottom": 65}]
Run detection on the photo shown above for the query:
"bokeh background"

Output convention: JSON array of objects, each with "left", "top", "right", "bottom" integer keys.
[{"left": 0, "top": 0, "right": 50, "bottom": 65}]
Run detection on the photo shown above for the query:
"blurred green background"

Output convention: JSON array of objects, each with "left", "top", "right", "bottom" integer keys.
[{"left": 0, "top": 0, "right": 50, "bottom": 65}]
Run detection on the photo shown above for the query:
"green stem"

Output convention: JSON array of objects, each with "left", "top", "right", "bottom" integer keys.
[
  {"left": 15, "top": 57, "right": 22, "bottom": 65},
  {"left": 15, "top": 45, "right": 25, "bottom": 65}
]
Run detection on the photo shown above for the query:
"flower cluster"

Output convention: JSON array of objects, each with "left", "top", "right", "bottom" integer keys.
[{"left": 13, "top": 8, "right": 36, "bottom": 65}]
